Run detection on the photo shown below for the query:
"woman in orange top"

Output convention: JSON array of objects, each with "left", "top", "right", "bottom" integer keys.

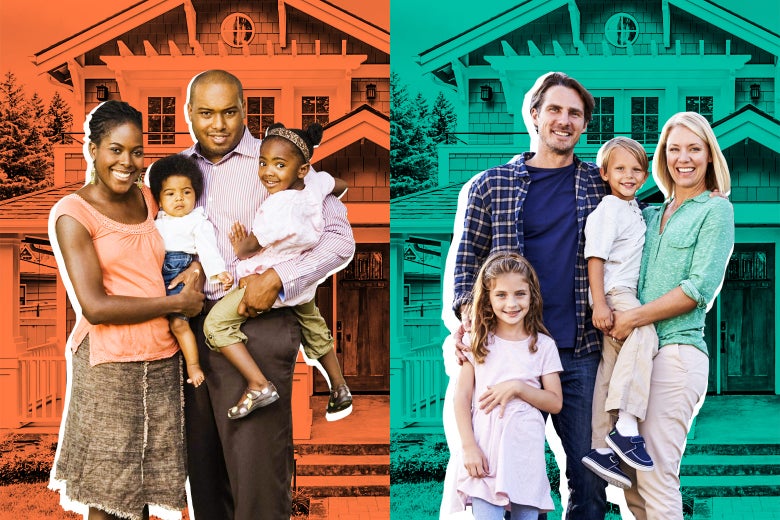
[{"left": 48, "top": 100, "right": 204, "bottom": 520}]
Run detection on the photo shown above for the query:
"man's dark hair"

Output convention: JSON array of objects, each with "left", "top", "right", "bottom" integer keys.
[
  {"left": 528, "top": 72, "right": 595, "bottom": 125},
  {"left": 148, "top": 154, "right": 204, "bottom": 202}
]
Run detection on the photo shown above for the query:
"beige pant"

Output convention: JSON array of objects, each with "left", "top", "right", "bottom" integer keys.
[
  {"left": 624, "top": 344, "right": 709, "bottom": 520},
  {"left": 591, "top": 286, "right": 658, "bottom": 448}
]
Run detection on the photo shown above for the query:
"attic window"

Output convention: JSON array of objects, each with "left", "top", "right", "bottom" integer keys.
[
  {"left": 221, "top": 13, "right": 255, "bottom": 47},
  {"left": 605, "top": 13, "right": 639, "bottom": 47}
]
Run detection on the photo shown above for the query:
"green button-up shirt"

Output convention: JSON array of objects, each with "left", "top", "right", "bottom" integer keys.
[{"left": 638, "top": 192, "right": 734, "bottom": 355}]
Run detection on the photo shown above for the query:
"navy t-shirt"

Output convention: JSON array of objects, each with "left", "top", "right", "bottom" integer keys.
[{"left": 523, "top": 163, "right": 578, "bottom": 349}]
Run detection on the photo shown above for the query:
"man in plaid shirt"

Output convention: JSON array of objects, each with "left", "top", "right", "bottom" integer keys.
[{"left": 453, "top": 72, "right": 608, "bottom": 519}]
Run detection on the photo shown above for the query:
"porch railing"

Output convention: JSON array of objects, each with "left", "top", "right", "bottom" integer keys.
[
  {"left": 399, "top": 339, "right": 448, "bottom": 427},
  {"left": 18, "top": 340, "right": 66, "bottom": 427}
]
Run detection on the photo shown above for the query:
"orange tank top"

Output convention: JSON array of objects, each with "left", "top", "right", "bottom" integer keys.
[{"left": 52, "top": 185, "right": 179, "bottom": 365}]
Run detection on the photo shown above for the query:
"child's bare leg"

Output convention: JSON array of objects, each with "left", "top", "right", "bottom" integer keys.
[
  {"left": 219, "top": 342, "right": 271, "bottom": 392},
  {"left": 170, "top": 316, "right": 204, "bottom": 387},
  {"left": 318, "top": 349, "right": 346, "bottom": 389}
]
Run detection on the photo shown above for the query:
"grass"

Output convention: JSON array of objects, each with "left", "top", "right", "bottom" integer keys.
[
  {"left": 0, "top": 481, "right": 80, "bottom": 520},
  {"left": 391, "top": 433, "right": 692, "bottom": 520}
]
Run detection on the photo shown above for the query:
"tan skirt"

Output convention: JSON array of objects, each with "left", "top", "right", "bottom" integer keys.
[{"left": 51, "top": 336, "right": 187, "bottom": 520}]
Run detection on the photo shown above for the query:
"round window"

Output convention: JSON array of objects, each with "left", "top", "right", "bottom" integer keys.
[
  {"left": 221, "top": 13, "right": 255, "bottom": 48},
  {"left": 605, "top": 13, "right": 639, "bottom": 47}
]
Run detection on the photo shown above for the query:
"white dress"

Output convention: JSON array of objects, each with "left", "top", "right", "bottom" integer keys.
[
  {"left": 454, "top": 333, "right": 562, "bottom": 513},
  {"left": 235, "top": 170, "right": 334, "bottom": 307}
]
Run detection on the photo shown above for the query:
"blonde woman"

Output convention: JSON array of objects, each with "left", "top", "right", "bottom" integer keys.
[{"left": 608, "top": 112, "right": 734, "bottom": 519}]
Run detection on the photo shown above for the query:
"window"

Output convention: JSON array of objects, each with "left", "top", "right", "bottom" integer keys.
[
  {"left": 221, "top": 13, "right": 255, "bottom": 48},
  {"left": 587, "top": 97, "right": 615, "bottom": 144},
  {"left": 302, "top": 96, "right": 329, "bottom": 127},
  {"left": 19, "top": 284, "right": 26, "bottom": 306},
  {"left": 631, "top": 96, "right": 659, "bottom": 144},
  {"left": 247, "top": 96, "right": 275, "bottom": 138},
  {"left": 147, "top": 97, "right": 176, "bottom": 144},
  {"left": 403, "top": 284, "right": 411, "bottom": 306},
  {"left": 686, "top": 96, "right": 714, "bottom": 123},
  {"left": 605, "top": 13, "right": 639, "bottom": 47}
]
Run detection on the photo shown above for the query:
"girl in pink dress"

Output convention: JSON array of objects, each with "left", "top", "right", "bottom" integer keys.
[{"left": 453, "top": 252, "right": 564, "bottom": 520}]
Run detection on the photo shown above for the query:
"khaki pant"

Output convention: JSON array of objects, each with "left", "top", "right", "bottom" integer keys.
[
  {"left": 624, "top": 344, "right": 709, "bottom": 520},
  {"left": 203, "top": 287, "right": 333, "bottom": 359},
  {"left": 591, "top": 286, "right": 658, "bottom": 448}
]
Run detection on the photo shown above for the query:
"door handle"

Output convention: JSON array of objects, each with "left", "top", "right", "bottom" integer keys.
[{"left": 720, "top": 320, "right": 727, "bottom": 354}]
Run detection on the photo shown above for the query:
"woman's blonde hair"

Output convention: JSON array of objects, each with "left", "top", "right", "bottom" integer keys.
[
  {"left": 470, "top": 252, "right": 550, "bottom": 363},
  {"left": 652, "top": 112, "right": 731, "bottom": 198}
]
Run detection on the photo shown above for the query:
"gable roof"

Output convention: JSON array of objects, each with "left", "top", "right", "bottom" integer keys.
[
  {"left": 0, "top": 182, "right": 81, "bottom": 233},
  {"left": 32, "top": 0, "right": 388, "bottom": 76},
  {"left": 711, "top": 103, "right": 780, "bottom": 151},
  {"left": 390, "top": 183, "right": 462, "bottom": 235},
  {"left": 417, "top": 0, "right": 780, "bottom": 75},
  {"left": 316, "top": 104, "right": 389, "bottom": 159}
]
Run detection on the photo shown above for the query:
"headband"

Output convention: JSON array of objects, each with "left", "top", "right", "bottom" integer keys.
[{"left": 266, "top": 127, "right": 311, "bottom": 161}]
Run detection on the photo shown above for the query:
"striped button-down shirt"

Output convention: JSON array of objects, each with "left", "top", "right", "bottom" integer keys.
[
  {"left": 454, "top": 152, "right": 606, "bottom": 356},
  {"left": 182, "top": 128, "right": 355, "bottom": 301}
]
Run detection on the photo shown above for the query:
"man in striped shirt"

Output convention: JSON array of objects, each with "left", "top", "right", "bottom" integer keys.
[
  {"left": 453, "top": 72, "right": 608, "bottom": 519},
  {"left": 178, "top": 70, "right": 355, "bottom": 520}
]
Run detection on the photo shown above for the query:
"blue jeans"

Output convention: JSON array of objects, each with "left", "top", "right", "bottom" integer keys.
[
  {"left": 162, "top": 251, "right": 194, "bottom": 296},
  {"left": 545, "top": 348, "right": 607, "bottom": 520},
  {"left": 162, "top": 251, "right": 193, "bottom": 321},
  {"left": 471, "top": 498, "right": 538, "bottom": 520}
]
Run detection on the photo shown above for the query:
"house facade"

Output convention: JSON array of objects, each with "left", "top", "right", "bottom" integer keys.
[
  {"left": 0, "top": 0, "right": 389, "bottom": 439},
  {"left": 390, "top": 0, "right": 780, "bottom": 430}
]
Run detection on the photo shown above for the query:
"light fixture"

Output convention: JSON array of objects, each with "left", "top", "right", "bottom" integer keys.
[
  {"left": 96, "top": 84, "right": 109, "bottom": 101},
  {"left": 480, "top": 84, "right": 493, "bottom": 102},
  {"left": 750, "top": 83, "right": 761, "bottom": 103},
  {"left": 366, "top": 83, "right": 377, "bottom": 101}
]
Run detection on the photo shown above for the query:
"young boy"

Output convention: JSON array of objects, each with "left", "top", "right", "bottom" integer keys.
[
  {"left": 580, "top": 137, "right": 658, "bottom": 489},
  {"left": 148, "top": 154, "right": 234, "bottom": 387}
]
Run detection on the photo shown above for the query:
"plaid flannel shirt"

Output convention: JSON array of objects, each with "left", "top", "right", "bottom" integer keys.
[{"left": 453, "top": 152, "right": 606, "bottom": 356}]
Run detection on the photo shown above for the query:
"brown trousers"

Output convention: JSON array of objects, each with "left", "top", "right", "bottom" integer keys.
[{"left": 184, "top": 302, "right": 300, "bottom": 520}]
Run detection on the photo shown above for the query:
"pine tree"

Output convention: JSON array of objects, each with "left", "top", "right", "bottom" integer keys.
[
  {"left": 46, "top": 91, "right": 74, "bottom": 145},
  {"left": 0, "top": 72, "right": 54, "bottom": 198},
  {"left": 390, "top": 73, "right": 435, "bottom": 198},
  {"left": 429, "top": 91, "right": 457, "bottom": 145}
]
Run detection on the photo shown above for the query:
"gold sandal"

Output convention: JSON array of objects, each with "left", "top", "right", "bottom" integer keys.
[{"left": 227, "top": 383, "right": 280, "bottom": 419}]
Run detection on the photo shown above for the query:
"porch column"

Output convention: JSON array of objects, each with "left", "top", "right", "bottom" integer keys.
[
  {"left": 390, "top": 234, "right": 410, "bottom": 430},
  {"left": 0, "top": 236, "right": 23, "bottom": 428}
]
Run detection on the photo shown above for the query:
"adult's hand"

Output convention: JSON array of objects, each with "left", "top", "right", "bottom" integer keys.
[
  {"left": 238, "top": 269, "right": 282, "bottom": 317},
  {"left": 167, "top": 260, "right": 206, "bottom": 292},
  {"left": 478, "top": 380, "right": 522, "bottom": 417},
  {"left": 452, "top": 325, "right": 469, "bottom": 365},
  {"left": 609, "top": 309, "right": 637, "bottom": 341},
  {"left": 178, "top": 269, "right": 205, "bottom": 317}
]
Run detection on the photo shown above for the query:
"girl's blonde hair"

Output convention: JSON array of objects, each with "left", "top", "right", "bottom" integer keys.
[
  {"left": 470, "top": 252, "right": 550, "bottom": 363},
  {"left": 652, "top": 112, "right": 731, "bottom": 198}
]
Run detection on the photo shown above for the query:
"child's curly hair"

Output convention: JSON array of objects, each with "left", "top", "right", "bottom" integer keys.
[{"left": 470, "top": 252, "right": 550, "bottom": 363}]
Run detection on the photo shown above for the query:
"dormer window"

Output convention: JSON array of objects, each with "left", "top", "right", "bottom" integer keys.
[
  {"left": 605, "top": 13, "right": 639, "bottom": 47},
  {"left": 221, "top": 13, "right": 255, "bottom": 47}
]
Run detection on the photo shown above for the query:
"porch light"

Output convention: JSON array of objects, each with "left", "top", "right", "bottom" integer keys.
[
  {"left": 366, "top": 83, "right": 377, "bottom": 101},
  {"left": 96, "top": 84, "right": 109, "bottom": 101},
  {"left": 750, "top": 83, "right": 761, "bottom": 103},
  {"left": 480, "top": 84, "right": 493, "bottom": 102}
]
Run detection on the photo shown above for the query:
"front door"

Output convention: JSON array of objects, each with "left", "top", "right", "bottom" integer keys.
[
  {"left": 313, "top": 244, "right": 390, "bottom": 393},
  {"left": 707, "top": 243, "right": 775, "bottom": 393}
]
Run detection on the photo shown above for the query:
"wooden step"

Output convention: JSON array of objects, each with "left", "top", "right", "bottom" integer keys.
[
  {"left": 681, "top": 475, "right": 780, "bottom": 498},
  {"left": 296, "top": 454, "right": 389, "bottom": 476},
  {"left": 295, "top": 475, "right": 390, "bottom": 497},
  {"left": 681, "top": 454, "right": 780, "bottom": 476},
  {"left": 295, "top": 442, "right": 389, "bottom": 456}
]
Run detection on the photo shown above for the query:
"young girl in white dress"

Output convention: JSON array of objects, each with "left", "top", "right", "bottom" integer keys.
[{"left": 453, "top": 252, "right": 564, "bottom": 520}]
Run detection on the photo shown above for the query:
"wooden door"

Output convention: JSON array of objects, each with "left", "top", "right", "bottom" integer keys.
[
  {"left": 313, "top": 244, "right": 389, "bottom": 393},
  {"left": 718, "top": 244, "right": 775, "bottom": 392}
]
